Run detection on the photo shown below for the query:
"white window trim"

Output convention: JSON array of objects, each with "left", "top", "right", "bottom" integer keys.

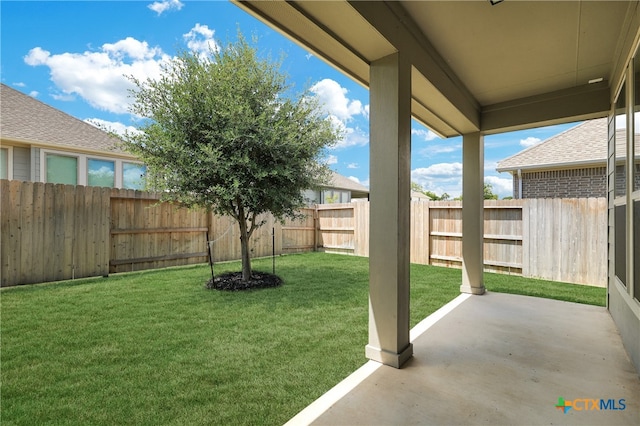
[
  {"left": 40, "top": 149, "right": 145, "bottom": 188},
  {"left": 121, "top": 160, "right": 146, "bottom": 190},
  {"left": 41, "top": 149, "right": 80, "bottom": 185},
  {"left": 87, "top": 156, "right": 116, "bottom": 188},
  {"left": 1, "top": 146, "right": 13, "bottom": 180}
]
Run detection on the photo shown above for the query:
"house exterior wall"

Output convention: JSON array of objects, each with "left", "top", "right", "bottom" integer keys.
[
  {"left": 514, "top": 166, "right": 607, "bottom": 198},
  {"left": 13, "top": 146, "right": 30, "bottom": 181},
  {"left": 607, "top": 52, "right": 640, "bottom": 375},
  {"left": 615, "top": 163, "right": 640, "bottom": 194},
  {"left": 32, "top": 147, "right": 40, "bottom": 181},
  {"left": 302, "top": 189, "right": 319, "bottom": 205}
]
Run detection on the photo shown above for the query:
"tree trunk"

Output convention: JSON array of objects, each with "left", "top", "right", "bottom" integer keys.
[{"left": 237, "top": 209, "right": 252, "bottom": 282}]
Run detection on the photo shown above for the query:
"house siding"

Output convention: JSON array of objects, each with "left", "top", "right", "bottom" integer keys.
[
  {"left": 516, "top": 166, "right": 607, "bottom": 198},
  {"left": 32, "top": 147, "right": 40, "bottom": 182},
  {"left": 12, "top": 146, "right": 30, "bottom": 181}
]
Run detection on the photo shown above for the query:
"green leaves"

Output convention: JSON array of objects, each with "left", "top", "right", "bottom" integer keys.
[{"left": 122, "top": 30, "right": 339, "bottom": 277}]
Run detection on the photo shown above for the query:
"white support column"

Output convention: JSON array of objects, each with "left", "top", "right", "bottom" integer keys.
[
  {"left": 365, "top": 52, "right": 413, "bottom": 368},
  {"left": 460, "top": 132, "right": 486, "bottom": 295}
]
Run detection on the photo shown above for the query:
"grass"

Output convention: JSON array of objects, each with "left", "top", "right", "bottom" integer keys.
[{"left": 1, "top": 252, "right": 605, "bottom": 425}]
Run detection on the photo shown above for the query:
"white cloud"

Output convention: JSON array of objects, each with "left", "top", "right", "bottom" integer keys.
[
  {"left": 24, "top": 46, "right": 50, "bottom": 66},
  {"left": 418, "top": 143, "right": 461, "bottom": 157},
  {"left": 103, "top": 37, "right": 162, "bottom": 60},
  {"left": 484, "top": 161, "right": 499, "bottom": 172},
  {"left": 51, "top": 92, "right": 75, "bottom": 102},
  {"left": 183, "top": 24, "right": 219, "bottom": 56},
  {"left": 24, "top": 38, "right": 171, "bottom": 114},
  {"left": 13, "top": 82, "right": 26, "bottom": 87},
  {"left": 340, "top": 126, "right": 369, "bottom": 149},
  {"left": 410, "top": 163, "right": 513, "bottom": 199},
  {"left": 325, "top": 154, "right": 338, "bottom": 165},
  {"left": 411, "top": 162, "right": 463, "bottom": 198},
  {"left": 348, "top": 176, "right": 361, "bottom": 184},
  {"left": 305, "top": 53, "right": 313, "bottom": 60},
  {"left": 411, "top": 128, "right": 439, "bottom": 141},
  {"left": 414, "top": 162, "right": 462, "bottom": 177},
  {"left": 310, "top": 79, "right": 369, "bottom": 149},
  {"left": 311, "top": 79, "right": 365, "bottom": 122},
  {"left": 85, "top": 118, "right": 142, "bottom": 137},
  {"left": 347, "top": 163, "right": 359, "bottom": 169},
  {"left": 325, "top": 115, "right": 369, "bottom": 149},
  {"left": 148, "top": 0, "right": 183, "bottom": 15},
  {"left": 29, "top": 91, "right": 39, "bottom": 98},
  {"left": 520, "top": 136, "right": 541, "bottom": 147},
  {"left": 485, "top": 175, "right": 513, "bottom": 198}
]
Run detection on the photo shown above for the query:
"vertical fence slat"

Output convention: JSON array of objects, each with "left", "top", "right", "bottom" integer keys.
[{"left": 0, "top": 179, "right": 607, "bottom": 287}]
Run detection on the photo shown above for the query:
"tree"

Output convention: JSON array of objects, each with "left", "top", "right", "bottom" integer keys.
[
  {"left": 453, "top": 183, "right": 498, "bottom": 201},
  {"left": 484, "top": 183, "right": 499, "bottom": 200},
  {"left": 410, "top": 181, "right": 449, "bottom": 201},
  {"left": 123, "top": 34, "right": 339, "bottom": 282}
]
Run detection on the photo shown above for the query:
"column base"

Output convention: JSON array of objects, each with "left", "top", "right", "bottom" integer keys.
[
  {"left": 460, "top": 284, "right": 486, "bottom": 295},
  {"left": 365, "top": 343, "right": 413, "bottom": 368}
]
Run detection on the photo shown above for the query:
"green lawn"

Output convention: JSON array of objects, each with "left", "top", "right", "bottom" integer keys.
[{"left": 1, "top": 252, "right": 605, "bottom": 425}]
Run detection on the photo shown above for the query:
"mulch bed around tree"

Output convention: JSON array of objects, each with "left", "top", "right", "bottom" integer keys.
[{"left": 206, "top": 271, "right": 283, "bottom": 291}]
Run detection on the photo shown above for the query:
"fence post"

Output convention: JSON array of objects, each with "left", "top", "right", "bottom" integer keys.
[{"left": 314, "top": 205, "right": 319, "bottom": 252}]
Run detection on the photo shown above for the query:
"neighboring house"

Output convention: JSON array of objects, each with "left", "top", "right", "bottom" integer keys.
[
  {"left": 2, "top": 84, "right": 367, "bottom": 202},
  {"left": 497, "top": 118, "right": 640, "bottom": 199},
  {"left": 410, "top": 190, "right": 430, "bottom": 201},
  {"left": 0, "top": 84, "right": 145, "bottom": 189},
  {"left": 303, "top": 170, "right": 369, "bottom": 204}
]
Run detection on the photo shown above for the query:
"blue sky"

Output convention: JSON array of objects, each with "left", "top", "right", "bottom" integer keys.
[{"left": 1, "top": 0, "right": 579, "bottom": 198}]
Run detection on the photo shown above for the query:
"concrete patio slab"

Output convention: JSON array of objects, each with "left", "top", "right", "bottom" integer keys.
[{"left": 287, "top": 292, "right": 640, "bottom": 425}]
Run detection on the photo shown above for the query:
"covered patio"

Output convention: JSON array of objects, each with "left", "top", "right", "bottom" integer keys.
[
  {"left": 289, "top": 292, "right": 640, "bottom": 425},
  {"left": 232, "top": 1, "right": 640, "bottom": 422}
]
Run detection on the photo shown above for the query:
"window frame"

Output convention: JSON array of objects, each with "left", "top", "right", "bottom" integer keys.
[
  {"left": 44, "top": 151, "right": 79, "bottom": 185},
  {"left": 87, "top": 157, "right": 116, "bottom": 188},
  {"left": 122, "top": 161, "right": 146, "bottom": 190},
  {"left": 40, "top": 149, "right": 145, "bottom": 189},
  {"left": 0, "top": 146, "right": 13, "bottom": 180}
]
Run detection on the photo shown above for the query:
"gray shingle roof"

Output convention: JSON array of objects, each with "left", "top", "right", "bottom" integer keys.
[
  {"left": 0, "top": 84, "right": 124, "bottom": 153},
  {"left": 326, "top": 171, "right": 369, "bottom": 195},
  {"left": 497, "top": 119, "right": 605, "bottom": 171},
  {"left": 496, "top": 118, "right": 638, "bottom": 172}
]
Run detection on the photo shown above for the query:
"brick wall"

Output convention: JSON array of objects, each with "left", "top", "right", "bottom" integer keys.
[
  {"left": 615, "top": 163, "right": 640, "bottom": 194},
  {"left": 514, "top": 167, "right": 607, "bottom": 199}
]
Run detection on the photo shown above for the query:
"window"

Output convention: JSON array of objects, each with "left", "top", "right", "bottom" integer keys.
[
  {"left": 615, "top": 205, "right": 627, "bottom": 287},
  {"left": 322, "top": 189, "right": 350, "bottom": 204},
  {"left": 46, "top": 153, "right": 77, "bottom": 184},
  {"left": 615, "top": 81, "right": 627, "bottom": 197},
  {"left": 635, "top": 53, "right": 640, "bottom": 193},
  {"left": 87, "top": 158, "right": 115, "bottom": 187},
  {"left": 123, "top": 162, "right": 146, "bottom": 190},
  {"left": 635, "top": 201, "right": 639, "bottom": 301},
  {"left": 0, "top": 148, "right": 7, "bottom": 179}
]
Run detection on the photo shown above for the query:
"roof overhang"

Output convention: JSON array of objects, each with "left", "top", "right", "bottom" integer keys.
[
  {"left": 234, "top": 0, "right": 639, "bottom": 137},
  {"left": 1, "top": 137, "right": 137, "bottom": 160},
  {"left": 496, "top": 160, "right": 606, "bottom": 174}
]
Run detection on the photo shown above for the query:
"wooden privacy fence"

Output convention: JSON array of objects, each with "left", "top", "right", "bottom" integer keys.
[
  {"left": 1, "top": 181, "right": 111, "bottom": 285},
  {"left": 1, "top": 180, "right": 607, "bottom": 287},
  {"left": 1, "top": 181, "right": 317, "bottom": 286},
  {"left": 314, "top": 198, "right": 607, "bottom": 286}
]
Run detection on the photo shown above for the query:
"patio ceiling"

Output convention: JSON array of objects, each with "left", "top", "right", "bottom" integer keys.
[{"left": 233, "top": 0, "right": 634, "bottom": 137}]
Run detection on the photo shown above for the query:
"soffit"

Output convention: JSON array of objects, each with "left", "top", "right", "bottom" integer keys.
[
  {"left": 236, "top": 0, "right": 393, "bottom": 88},
  {"left": 404, "top": 1, "right": 629, "bottom": 106},
  {"left": 234, "top": 1, "right": 635, "bottom": 136}
]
